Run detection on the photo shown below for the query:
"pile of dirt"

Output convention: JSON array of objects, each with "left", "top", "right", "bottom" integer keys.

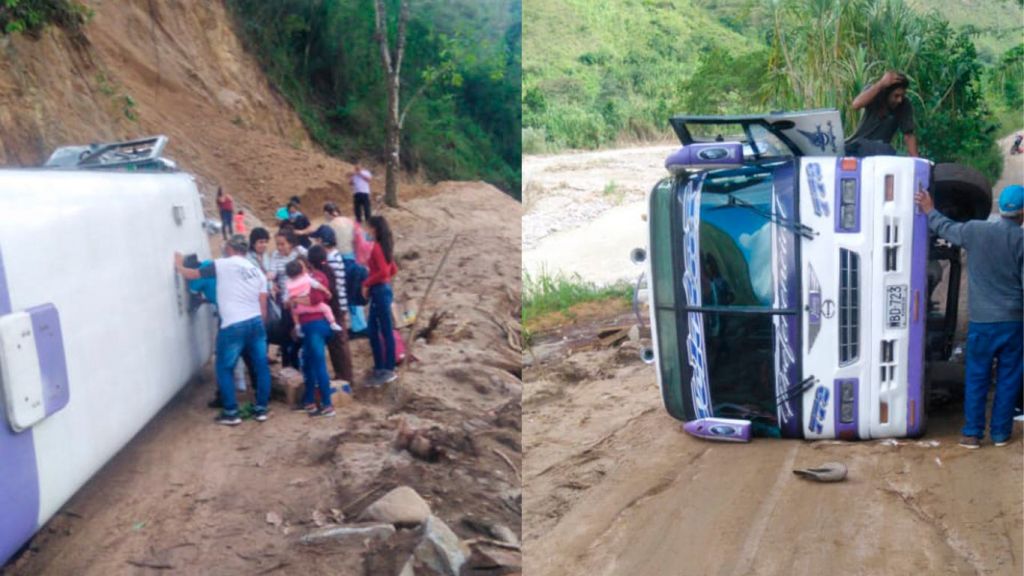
[
  {"left": 5, "top": 183, "right": 522, "bottom": 575},
  {"left": 0, "top": 0, "right": 431, "bottom": 221}
]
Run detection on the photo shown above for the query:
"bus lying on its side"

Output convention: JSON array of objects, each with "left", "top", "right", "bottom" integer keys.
[
  {"left": 637, "top": 110, "right": 990, "bottom": 441},
  {"left": 0, "top": 136, "right": 215, "bottom": 565}
]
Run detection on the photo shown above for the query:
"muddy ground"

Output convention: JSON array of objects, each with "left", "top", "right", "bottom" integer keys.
[
  {"left": 4, "top": 183, "right": 523, "bottom": 576},
  {"left": 522, "top": 135, "right": 1024, "bottom": 576},
  {"left": 523, "top": 314, "right": 1022, "bottom": 576}
]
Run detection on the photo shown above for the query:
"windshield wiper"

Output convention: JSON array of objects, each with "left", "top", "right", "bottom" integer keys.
[
  {"left": 775, "top": 376, "right": 817, "bottom": 406},
  {"left": 713, "top": 194, "right": 817, "bottom": 240}
]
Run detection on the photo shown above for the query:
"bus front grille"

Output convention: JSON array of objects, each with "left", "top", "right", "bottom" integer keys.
[{"left": 839, "top": 248, "right": 860, "bottom": 365}]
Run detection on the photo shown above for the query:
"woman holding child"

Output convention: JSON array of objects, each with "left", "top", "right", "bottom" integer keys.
[{"left": 294, "top": 245, "right": 339, "bottom": 418}]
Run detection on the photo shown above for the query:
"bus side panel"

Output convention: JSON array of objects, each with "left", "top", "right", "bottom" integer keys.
[
  {"left": 906, "top": 160, "right": 930, "bottom": 436},
  {"left": 648, "top": 178, "right": 695, "bottom": 422},
  {"left": 0, "top": 171, "right": 215, "bottom": 541},
  {"left": 0, "top": 246, "right": 41, "bottom": 566}
]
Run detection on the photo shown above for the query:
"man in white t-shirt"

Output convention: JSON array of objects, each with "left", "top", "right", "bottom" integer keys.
[
  {"left": 349, "top": 163, "right": 373, "bottom": 222},
  {"left": 175, "top": 235, "right": 272, "bottom": 426}
]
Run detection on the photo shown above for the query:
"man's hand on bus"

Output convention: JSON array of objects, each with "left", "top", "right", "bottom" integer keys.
[{"left": 914, "top": 188, "right": 935, "bottom": 214}]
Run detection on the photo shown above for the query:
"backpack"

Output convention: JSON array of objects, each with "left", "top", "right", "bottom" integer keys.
[{"left": 343, "top": 257, "right": 369, "bottom": 306}]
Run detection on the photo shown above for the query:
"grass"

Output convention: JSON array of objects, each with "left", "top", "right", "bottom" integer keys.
[{"left": 523, "top": 270, "right": 633, "bottom": 328}]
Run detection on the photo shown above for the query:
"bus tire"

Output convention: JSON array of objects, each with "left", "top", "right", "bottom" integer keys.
[{"left": 931, "top": 163, "right": 992, "bottom": 222}]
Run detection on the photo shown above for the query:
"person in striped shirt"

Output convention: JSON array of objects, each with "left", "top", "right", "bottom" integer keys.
[{"left": 310, "top": 225, "right": 354, "bottom": 384}]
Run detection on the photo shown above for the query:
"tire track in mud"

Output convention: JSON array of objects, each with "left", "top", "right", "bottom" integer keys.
[{"left": 726, "top": 444, "right": 799, "bottom": 576}]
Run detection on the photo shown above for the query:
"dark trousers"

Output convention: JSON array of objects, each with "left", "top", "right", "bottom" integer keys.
[
  {"left": 367, "top": 284, "right": 395, "bottom": 370},
  {"left": 280, "top": 310, "right": 302, "bottom": 369},
  {"left": 326, "top": 301, "right": 354, "bottom": 382},
  {"left": 215, "top": 318, "right": 271, "bottom": 415},
  {"left": 845, "top": 139, "right": 897, "bottom": 157},
  {"left": 220, "top": 209, "right": 233, "bottom": 239},
  {"left": 962, "top": 322, "right": 1023, "bottom": 442},
  {"left": 353, "top": 194, "right": 371, "bottom": 223},
  {"left": 300, "top": 319, "right": 334, "bottom": 409}
]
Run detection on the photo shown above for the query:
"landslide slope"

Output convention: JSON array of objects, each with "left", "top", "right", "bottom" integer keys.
[{"left": 0, "top": 0, "right": 351, "bottom": 217}]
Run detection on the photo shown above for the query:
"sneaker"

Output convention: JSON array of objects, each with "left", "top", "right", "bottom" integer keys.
[
  {"left": 207, "top": 397, "right": 222, "bottom": 409},
  {"left": 380, "top": 370, "right": 398, "bottom": 384},
  {"left": 330, "top": 322, "right": 343, "bottom": 332},
  {"left": 312, "top": 407, "right": 336, "bottom": 418},
  {"left": 1015, "top": 414, "right": 1024, "bottom": 422},
  {"left": 363, "top": 372, "right": 383, "bottom": 387},
  {"left": 958, "top": 436, "right": 981, "bottom": 449},
  {"left": 216, "top": 413, "right": 242, "bottom": 426},
  {"left": 993, "top": 437, "right": 1011, "bottom": 447},
  {"left": 253, "top": 408, "right": 269, "bottom": 422}
]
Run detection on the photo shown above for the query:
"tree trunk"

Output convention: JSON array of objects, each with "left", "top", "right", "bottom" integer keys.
[
  {"left": 374, "top": 0, "right": 408, "bottom": 208},
  {"left": 385, "top": 74, "right": 400, "bottom": 207}
]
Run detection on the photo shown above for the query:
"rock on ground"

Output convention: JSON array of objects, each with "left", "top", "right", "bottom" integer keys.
[{"left": 362, "top": 486, "right": 432, "bottom": 526}]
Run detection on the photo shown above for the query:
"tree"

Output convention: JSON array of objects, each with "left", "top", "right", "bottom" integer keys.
[{"left": 373, "top": 0, "right": 408, "bottom": 208}]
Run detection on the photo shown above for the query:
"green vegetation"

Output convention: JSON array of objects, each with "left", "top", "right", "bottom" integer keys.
[
  {"left": 522, "top": 270, "right": 632, "bottom": 325},
  {"left": 523, "top": 0, "right": 756, "bottom": 149},
  {"left": 525, "top": 0, "right": 1019, "bottom": 183},
  {"left": 763, "top": 0, "right": 1004, "bottom": 181},
  {"left": 226, "top": 0, "right": 521, "bottom": 197},
  {"left": 0, "top": 0, "right": 89, "bottom": 36}
]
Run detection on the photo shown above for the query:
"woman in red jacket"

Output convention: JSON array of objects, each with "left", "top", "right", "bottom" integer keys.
[
  {"left": 362, "top": 215, "right": 398, "bottom": 385},
  {"left": 292, "top": 247, "right": 338, "bottom": 417},
  {"left": 216, "top": 187, "right": 234, "bottom": 240}
]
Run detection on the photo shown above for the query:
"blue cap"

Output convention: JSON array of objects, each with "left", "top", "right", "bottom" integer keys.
[
  {"left": 998, "top": 184, "right": 1024, "bottom": 215},
  {"left": 310, "top": 224, "right": 337, "bottom": 246}
]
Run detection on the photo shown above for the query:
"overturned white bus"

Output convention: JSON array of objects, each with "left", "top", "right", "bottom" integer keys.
[
  {"left": 0, "top": 137, "right": 216, "bottom": 564},
  {"left": 635, "top": 110, "right": 990, "bottom": 441}
]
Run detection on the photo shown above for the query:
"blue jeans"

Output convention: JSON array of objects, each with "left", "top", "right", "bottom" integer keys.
[
  {"left": 963, "top": 321, "right": 1023, "bottom": 441},
  {"left": 216, "top": 317, "right": 271, "bottom": 415},
  {"left": 367, "top": 284, "right": 395, "bottom": 371},
  {"left": 301, "top": 319, "right": 334, "bottom": 408}
]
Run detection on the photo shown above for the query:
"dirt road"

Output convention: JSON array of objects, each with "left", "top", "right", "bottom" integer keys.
[
  {"left": 5, "top": 183, "right": 523, "bottom": 575},
  {"left": 523, "top": 146, "right": 674, "bottom": 285},
  {"left": 523, "top": 136, "right": 1024, "bottom": 576},
  {"left": 523, "top": 324, "right": 1023, "bottom": 576}
]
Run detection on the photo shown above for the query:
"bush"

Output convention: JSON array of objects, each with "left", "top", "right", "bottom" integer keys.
[{"left": 0, "top": 0, "right": 89, "bottom": 37}]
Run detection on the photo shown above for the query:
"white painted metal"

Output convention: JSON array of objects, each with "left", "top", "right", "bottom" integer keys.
[
  {"left": 798, "top": 157, "right": 918, "bottom": 439},
  {"left": 0, "top": 169, "right": 215, "bottom": 525},
  {"left": 0, "top": 311, "right": 45, "bottom": 432}
]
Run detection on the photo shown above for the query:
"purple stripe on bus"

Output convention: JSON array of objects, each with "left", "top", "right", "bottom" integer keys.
[
  {"left": 834, "top": 378, "right": 859, "bottom": 440},
  {"left": 906, "top": 160, "right": 929, "bottom": 436},
  {"left": 0, "top": 245, "right": 42, "bottom": 566},
  {"left": 29, "top": 304, "right": 69, "bottom": 418},
  {"left": 773, "top": 162, "right": 802, "bottom": 439}
]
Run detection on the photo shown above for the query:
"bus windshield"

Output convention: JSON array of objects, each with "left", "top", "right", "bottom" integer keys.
[{"left": 689, "top": 162, "right": 799, "bottom": 426}]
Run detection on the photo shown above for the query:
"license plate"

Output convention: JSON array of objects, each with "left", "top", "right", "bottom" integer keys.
[{"left": 886, "top": 284, "right": 908, "bottom": 329}]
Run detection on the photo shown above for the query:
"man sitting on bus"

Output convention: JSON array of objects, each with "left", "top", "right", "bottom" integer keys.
[
  {"left": 845, "top": 70, "right": 919, "bottom": 158},
  {"left": 915, "top": 185, "right": 1023, "bottom": 448}
]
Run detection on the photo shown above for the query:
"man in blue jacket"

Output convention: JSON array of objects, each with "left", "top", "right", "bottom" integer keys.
[{"left": 915, "top": 184, "right": 1023, "bottom": 448}]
